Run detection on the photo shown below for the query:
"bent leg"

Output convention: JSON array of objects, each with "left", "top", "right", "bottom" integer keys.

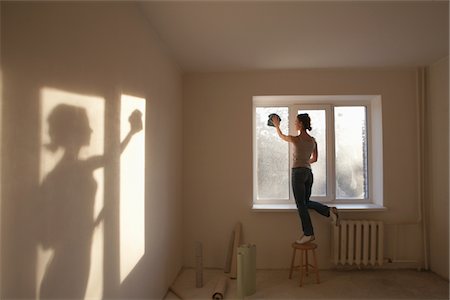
[
  {"left": 304, "top": 169, "right": 330, "bottom": 217},
  {"left": 307, "top": 200, "right": 330, "bottom": 217}
]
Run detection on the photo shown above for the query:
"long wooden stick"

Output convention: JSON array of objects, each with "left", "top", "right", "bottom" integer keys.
[
  {"left": 224, "top": 230, "right": 235, "bottom": 273},
  {"left": 229, "top": 222, "right": 242, "bottom": 279}
]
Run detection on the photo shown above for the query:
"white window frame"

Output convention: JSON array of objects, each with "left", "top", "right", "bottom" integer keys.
[{"left": 252, "top": 95, "right": 384, "bottom": 210}]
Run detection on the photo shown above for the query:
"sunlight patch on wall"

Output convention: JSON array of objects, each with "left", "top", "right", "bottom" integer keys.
[
  {"left": 120, "top": 95, "right": 146, "bottom": 283},
  {"left": 38, "top": 87, "right": 104, "bottom": 299}
]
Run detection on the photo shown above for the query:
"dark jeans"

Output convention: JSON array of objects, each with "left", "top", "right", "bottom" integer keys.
[{"left": 292, "top": 167, "right": 330, "bottom": 236}]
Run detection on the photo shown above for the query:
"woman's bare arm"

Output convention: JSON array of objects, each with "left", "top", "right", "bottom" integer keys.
[{"left": 272, "top": 116, "right": 294, "bottom": 143}]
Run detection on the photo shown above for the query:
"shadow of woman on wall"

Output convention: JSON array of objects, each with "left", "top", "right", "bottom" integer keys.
[{"left": 38, "top": 104, "right": 142, "bottom": 299}]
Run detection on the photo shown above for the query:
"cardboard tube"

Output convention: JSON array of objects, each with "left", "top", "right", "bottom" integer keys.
[
  {"left": 237, "top": 244, "right": 256, "bottom": 297},
  {"left": 212, "top": 275, "right": 228, "bottom": 299}
]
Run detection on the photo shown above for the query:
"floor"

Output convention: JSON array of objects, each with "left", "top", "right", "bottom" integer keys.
[{"left": 165, "top": 268, "right": 449, "bottom": 299}]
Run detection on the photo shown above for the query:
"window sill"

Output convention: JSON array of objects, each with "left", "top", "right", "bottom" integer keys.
[{"left": 252, "top": 203, "right": 387, "bottom": 212}]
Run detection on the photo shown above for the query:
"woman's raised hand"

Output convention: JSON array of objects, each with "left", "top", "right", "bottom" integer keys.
[{"left": 271, "top": 115, "right": 280, "bottom": 127}]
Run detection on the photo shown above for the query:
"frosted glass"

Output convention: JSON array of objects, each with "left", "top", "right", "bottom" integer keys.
[
  {"left": 334, "top": 106, "right": 368, "bottom": 199},
  {"left": 255, "top": 107, "right": 289, "bottom": 199},
  {"left": 297, "top": 110, "right": 327, "bottom": 197}
]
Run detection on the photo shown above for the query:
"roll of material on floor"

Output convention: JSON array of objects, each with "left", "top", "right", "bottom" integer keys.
[
  {"left": 237, "top": 244, "right": 256, "bottom": 297},
  {"left": 212, "top": 275, "right": 228, "bottom": 299},
  {"left": 169, "top": 286, "right": 184, "bottom": 300}
]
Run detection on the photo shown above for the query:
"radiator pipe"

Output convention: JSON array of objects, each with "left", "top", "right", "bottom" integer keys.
[{"left": 416, "top": 67, "right": 429, "bottom": 271}]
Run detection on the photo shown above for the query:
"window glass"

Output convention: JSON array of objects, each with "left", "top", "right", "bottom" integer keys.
[
  {"left": 334, "top": 106, "right": 368, "bottom": 199},
  {"left": 255, "top": 107, "right": 289, "bottom": 199},
  {"left": 298, "top": 110, "right": 326, "bottom": 197}
]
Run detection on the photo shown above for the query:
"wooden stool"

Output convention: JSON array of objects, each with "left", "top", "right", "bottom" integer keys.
[{"left": 288, "top": 242, "right": 320, "bottom": 286}]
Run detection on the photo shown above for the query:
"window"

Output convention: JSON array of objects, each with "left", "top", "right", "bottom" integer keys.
[
  {"left": 255, "top": 107, "right": 289, "bottom": 200},
  {"left": 253, "top": 95, "right": 384, "bottom": 210},
  {"left": 334, "top": 106, "right": 368, "bottom": 200}
]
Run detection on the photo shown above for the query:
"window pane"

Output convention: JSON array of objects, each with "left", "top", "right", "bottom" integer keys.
[
  {"left": 298, "top": 110, "right": 326, "bottom": 197},
  {"left": 256, "top": 107, "right": 289, "bottom": 199},
  {"left": 335, "top": 106, "right": 368, "bottom": 199}
]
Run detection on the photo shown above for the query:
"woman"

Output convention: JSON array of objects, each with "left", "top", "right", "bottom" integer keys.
[{"left": 272, "top": 113, "right": 339, "bottom": 244}]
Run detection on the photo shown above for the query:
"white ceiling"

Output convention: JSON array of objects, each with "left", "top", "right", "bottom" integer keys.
[{"left": 139, "top": 1, "right": 449, "bottom": 72}]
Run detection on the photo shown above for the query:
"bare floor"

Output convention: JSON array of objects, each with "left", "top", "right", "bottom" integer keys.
[{"left": 165, "top": 268, "right": 449, "bottom": 299}]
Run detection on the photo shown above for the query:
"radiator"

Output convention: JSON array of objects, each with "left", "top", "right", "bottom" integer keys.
[{"left": 332, "top": 220, "right": 384, "bottom": 266}]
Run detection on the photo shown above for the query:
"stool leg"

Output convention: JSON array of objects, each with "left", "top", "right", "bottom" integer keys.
[
  {"left": 312, "top": 249, "right": 320, "bottom": 284},
  {"left": 305, "top": 250, "right": 309, "bottom": 277},
  {"left": 299, "top": 249, "right": 303, "bottom": 287},
  {"left": 289, "top": 247, "right": 296, "bottom": 279}
]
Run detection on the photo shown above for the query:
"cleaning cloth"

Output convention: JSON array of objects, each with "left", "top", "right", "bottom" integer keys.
[{"left": 267, "top": 114, "right": 281, "bottom": 127}]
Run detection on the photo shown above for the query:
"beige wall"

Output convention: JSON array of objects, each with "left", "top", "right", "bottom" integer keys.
[
  {"left": 1, "top": 2, "right": 183, "bottom": 299},
  {"left": 426, "top": 57, "right": 449, "bottom": 279},
  {"left": 183, "top": 69, "right": 424, "bottom": 269}
]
